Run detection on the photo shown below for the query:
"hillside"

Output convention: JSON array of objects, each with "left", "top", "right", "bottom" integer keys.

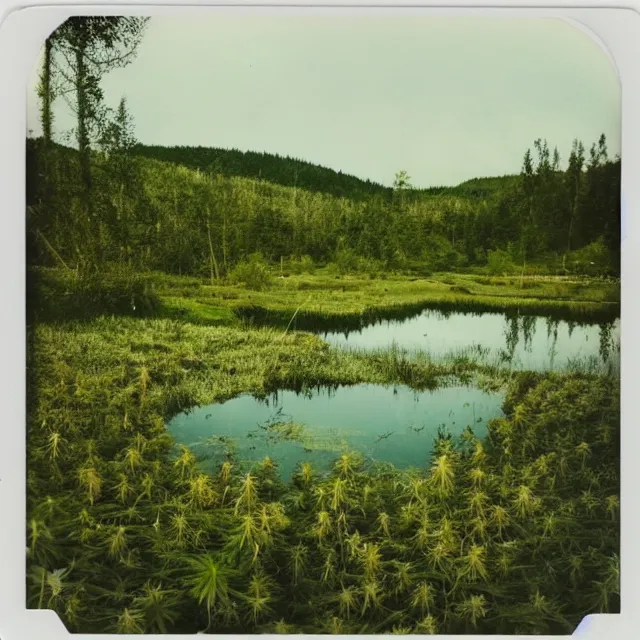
[
  {"left": 27, "top": 138, "right": 510, "bottom": 278},
  {"left": 131, "top": 143, "right": 517, "bottom": 202},
  {"left": 443, "top": 175, "right": 521, "bottom": 198},
  {"left": 28, "top": 139, "right": 517, "bottom": 204},
  {"left": 27, "top": 136, "right": 620, "bottom": 278},
  {"left": 131, "top": 143, "right": 392, "bottom": 201}
]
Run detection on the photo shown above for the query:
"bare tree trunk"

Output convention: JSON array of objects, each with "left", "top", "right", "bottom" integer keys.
[
  {"left": 75, "top": 42, "right": 92, "bottom": 214},
  {"left": 206, "top": 218, "right": 220, "bottom": 284},
  {"left": 36, "top": 229, "right": 71, "bottom": 271},
  {"left": 567, "top": 194, "right": 578, "bottom": 254},
  {"left": 292, "top": 168, "right": 298, "bottom": 204},
  {"left": 40, "top": 38, "right": 53, "bottom": 146},
  {"left": 222, "top": 209, "right": 228, "bottom": 275},
  {"left": 36, "top": 37, "right": 55, "bottom": 236},
  {"left": 563, "top": 192, "right": 578, "bottom": 274}
]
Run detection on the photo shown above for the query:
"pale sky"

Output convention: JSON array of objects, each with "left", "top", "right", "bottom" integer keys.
[{"left": 27, "top": 13, "right": 621, "bottom": 188}]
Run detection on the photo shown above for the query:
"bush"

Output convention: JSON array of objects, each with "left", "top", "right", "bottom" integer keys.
[
  {"left": 28, "top": 265, "right": 160, "bottom": 322},
  {"left": 421, "top": 235, "right": 464, "bottom": 271},
  {"left": 359, "top": 257, "right": 385, "bottom": 278},
  {"left": 473, "top": 248, "right": 488, "bottom": 265},
  {"left": 568, "top": 238, "right": 615, "bottom": 276},
  {"left": 288, "top": 255, "right": 316, "bottom": 275},
  {"left": 330, "top": 249, "right": 385, "bottom": 277},
  {"left": 487, "top": 249, "right": 517, "bottom": 276},
  {"left": 334, "top": 248, "right": 360, "bottom": 275},
  {"left": 229, "top": 253, "right": 273, "bottom": 290}
]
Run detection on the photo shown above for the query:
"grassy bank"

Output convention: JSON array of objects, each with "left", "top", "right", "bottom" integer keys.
[
  {"left": 27, "top": 316, "right": 619, "bottom": 633},
  {"left": 30, "top": 268, "right": 620, "bottom": 327},
  {"left": 154, "top": 270, "right": 620, "bottom": 328}
]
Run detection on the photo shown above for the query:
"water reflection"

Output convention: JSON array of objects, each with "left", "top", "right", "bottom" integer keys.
[
  {"left": 168, "top": 384, "right": 505, "bottom": 479},
  {"left": 321, "top": 310, "right": 620, "bottom": 372}
]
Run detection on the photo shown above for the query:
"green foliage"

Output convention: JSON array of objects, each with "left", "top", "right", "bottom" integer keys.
[
  {"left": 567, "top": 237, "right": 615, "bottom": 277},
  {"left": 28, "top": 265, "right": 160, "bottom": 322},
  {"left": 26, "top": 133, "right": 620, "bottom": 279},
  {"left": 327, "top": 249, "right": 385, "bottom": 277},
  {"left": 393, "top": 170, "right": 412, "bottom": 191},
  {"left": 25, "top": 316, "right": 620, "bottom": 633},
  {"left": 332, "top": 248, "right": 360, "bottom": 275},
  {"left": 421, "top": 235, "right": 463, "bottom": 271},
  {"left": 229, "top": 254, "right": 273, "bottom": 291},
  {"left": 287, "top": 255, "right": 316, "bottom": 275},
  {"left": 487, "top": 249, "right": 517, "bottom": 276}
]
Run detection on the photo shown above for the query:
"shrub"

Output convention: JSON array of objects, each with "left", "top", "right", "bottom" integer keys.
[
  {"left": 229, "top": 253, "right": 273, "bottom": 291},
  {"left": 487, "top": 249, "right": 516, "bottom": 276},
  {"left": 334, "top": 248, "right": 360, "bottom": 275},
  {"left": 360, "top": 257, "right": 385, "bottom": 278},
  {"left": 568, "top": 238, "right": 615, "bottom": 276},
  {"left": 421, "top": 235, "right": 464, "bottom": 271},
  {"left": 473, "top": 248, "right": 488, "bottom": 265},
  {"left": 330, "top": 249, "right": 385, "bottom": 277},
  {"left": 288, "top": 255, "right": 316, "bottom": 275}
]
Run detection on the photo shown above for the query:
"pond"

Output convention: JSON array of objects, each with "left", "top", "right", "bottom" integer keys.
[
  {"left": 168, "top": 383, "right": 504, "bottom": 479},
  {"left": 320, "top": 310, "right": 620, "bottom": 372}
]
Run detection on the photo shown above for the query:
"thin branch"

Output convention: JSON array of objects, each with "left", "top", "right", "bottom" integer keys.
[{"left": 35, "top": 229, "right": 72, "bottom": 271}]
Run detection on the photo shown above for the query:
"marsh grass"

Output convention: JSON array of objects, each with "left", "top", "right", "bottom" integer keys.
[
  {"left": 26, "top": 311, "right": 619, "bottom": 634},
  {"left": 229, "top": 274, "right": 620, "bottom": 329},
  {"left": 36, "top": 269, "right": 618, "bottom": 325}
]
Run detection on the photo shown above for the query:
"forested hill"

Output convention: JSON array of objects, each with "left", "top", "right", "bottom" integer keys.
[
  {"left": 131, "top": 143, "right": 517, "bottom": 201},
  {"left": 132, "top": 144, "right": 392, "bottom": 200},
  {"left": 27, "top": 133, "right": 621, "bottom": 277},
  {"left": 445, "top": 176, "right": 521, "bottom": 199}
]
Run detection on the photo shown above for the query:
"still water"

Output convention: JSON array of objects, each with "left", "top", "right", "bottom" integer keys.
[
  {"left": 320, "top": 310, "right": 620, "bottom": 372},
  {"left": 168, "top": 384, "right": 504, "bottom": 479}
]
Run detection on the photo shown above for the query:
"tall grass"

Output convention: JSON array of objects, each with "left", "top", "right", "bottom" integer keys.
[{"left": 26, "top": 314, "right": 620, "bottom": 633}]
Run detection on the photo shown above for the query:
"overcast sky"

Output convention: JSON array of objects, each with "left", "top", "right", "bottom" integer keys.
[{"left": 27, "top": 12, "right": 621, "bottom": 188}]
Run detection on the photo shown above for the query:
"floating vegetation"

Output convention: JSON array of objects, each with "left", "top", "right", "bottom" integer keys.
[
  {"left": 252, "top": 417, "right": 353, "bottom": 454},
  {"left": 168, "top": 383, "right": 505, "bottom": 478}
]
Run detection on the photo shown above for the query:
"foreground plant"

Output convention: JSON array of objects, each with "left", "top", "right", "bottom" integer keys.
[{"left": 26, "top": 317, "right": 619, "bottom": 633}]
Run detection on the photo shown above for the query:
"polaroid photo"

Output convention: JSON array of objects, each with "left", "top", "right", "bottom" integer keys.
[{"left": 0, "top": 2, "right": 637, "bottom": 639}]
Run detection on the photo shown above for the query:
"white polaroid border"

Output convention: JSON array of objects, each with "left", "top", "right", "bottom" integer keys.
[{"left": 0, "top": 2, "right": 637, "bottom": 640}]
